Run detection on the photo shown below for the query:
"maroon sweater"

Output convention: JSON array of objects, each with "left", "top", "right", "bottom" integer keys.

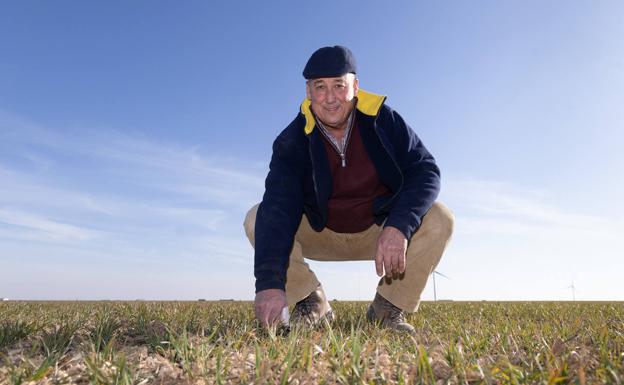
[{"left": 321, "top": 121, "right": 391, "bottom": 233}]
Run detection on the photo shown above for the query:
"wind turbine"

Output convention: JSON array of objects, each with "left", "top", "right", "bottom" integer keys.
[
  {"left": 566, "top": 281, "right": 576, "bottom": 301},
  {"left": 432, "top": 270, "right": 450, "bottom": 302}
]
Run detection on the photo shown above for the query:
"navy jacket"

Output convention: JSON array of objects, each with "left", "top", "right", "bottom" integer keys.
[{"left": 254, "top": 90, "right": 440, "bottom": 292}]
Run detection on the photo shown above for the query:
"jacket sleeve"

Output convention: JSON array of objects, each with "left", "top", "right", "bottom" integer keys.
[
  {"left": 254, "top": 128, "right": 305, "bottom": 293},
  {"left": 381, "top": 107, "right": 441, "bottom": 240}
]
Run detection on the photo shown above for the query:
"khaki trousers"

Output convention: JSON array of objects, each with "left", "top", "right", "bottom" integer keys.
[{"left": 244, "top": 202, "right": 454, "bottom": 312}]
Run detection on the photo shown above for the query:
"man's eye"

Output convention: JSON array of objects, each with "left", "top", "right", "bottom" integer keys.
[
  {"left": 315, "top": 85, "right": 325, "bottom": 90},
  {"left": 336, "top": 84, "right": 345, "bottom": 88}
]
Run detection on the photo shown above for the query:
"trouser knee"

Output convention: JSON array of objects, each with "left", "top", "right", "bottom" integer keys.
[{"left": 421, "top": 201, "right": 454, "bottom": 242}]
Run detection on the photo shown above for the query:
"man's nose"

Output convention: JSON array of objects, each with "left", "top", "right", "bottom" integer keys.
[{"left": 325, "top": 87, "right": 336, "bottom": 103}]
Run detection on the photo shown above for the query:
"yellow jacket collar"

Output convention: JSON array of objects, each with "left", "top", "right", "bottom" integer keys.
[{"left": 300, "top": 89, "right": 386, "bottom": 135}]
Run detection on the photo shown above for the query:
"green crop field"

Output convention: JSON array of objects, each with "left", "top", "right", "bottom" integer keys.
[{"left": 0, "top": 301, "right": 622, "bottom": 385}]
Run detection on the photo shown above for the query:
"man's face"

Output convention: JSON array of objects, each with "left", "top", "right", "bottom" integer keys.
[{"left": 306, "top": 74, "right": 359, "bottom": 130}]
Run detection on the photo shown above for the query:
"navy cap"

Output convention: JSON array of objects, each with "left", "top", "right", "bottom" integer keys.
[{"left": 302, "top": 45, "right": 357, "bottom": 79}]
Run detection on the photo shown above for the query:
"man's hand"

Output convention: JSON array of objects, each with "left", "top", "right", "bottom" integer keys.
[
  {"left": 254, "top": 288, "right": 288, "bottom": 327},
  {"left": 375, "top": 226, "right": 408, "bottom": 277}
]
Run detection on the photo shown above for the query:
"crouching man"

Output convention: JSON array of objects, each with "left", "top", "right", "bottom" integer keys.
[{"left": 244, "top": 46, "right": 454, "bottom": 334}]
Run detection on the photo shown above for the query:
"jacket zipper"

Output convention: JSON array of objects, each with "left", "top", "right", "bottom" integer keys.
[{"left": 308, "top": 137, "right": 320, "bottom": 208}]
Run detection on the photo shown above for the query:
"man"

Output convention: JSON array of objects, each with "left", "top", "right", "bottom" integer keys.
[{"left": 244, "top": 46, "right": 454, "bottom": 334}]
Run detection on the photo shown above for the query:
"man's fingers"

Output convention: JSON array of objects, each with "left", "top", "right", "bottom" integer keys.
[
  {"left": 384, "top": 256, "right": 393, "bottom": 278},
  {"left": 258, "top": 306, "right": 279, "bottom": 327},
  {"left": 257, "top": 308, "right": 270, "bottom": 327},
  {"left": 256, "top": 301, "right": 276, "bottom": 326},
  {"left": 269, "top": 306, "right": 282, "bottom": 325},
  {"left": 390, "top": 254, "right": 398, "bottom": 275},
  {"left": 374, "top": 250, "right": 384, "bottom": 277},
  {"left": 394, "top": 253, "right": 403, "bottom": 275}
]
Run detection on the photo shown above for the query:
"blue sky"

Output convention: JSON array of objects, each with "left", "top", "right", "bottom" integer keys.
[{"left": 1, "top": 1, "right": 623, "bottom": 300}]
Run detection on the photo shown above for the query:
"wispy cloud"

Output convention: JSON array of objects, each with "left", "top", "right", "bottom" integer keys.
[
  {"left": 0, "top": 208, "right": 99, "bottom": 241},
  {"left": 0, "top": 111, "right": 262, "bottom": 288},
  {"left": 443, "top": 179, "right": 622, "bottom": 240},
  {"left": 0, "top": 110, "right": 265, "bottom": 209}
]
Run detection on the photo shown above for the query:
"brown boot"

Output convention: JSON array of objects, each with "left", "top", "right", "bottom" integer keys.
[
  {"left": 367, "top": 293, "right": 416, "bottom": 334},
  {"left": 291, "top": 285, "right": 334, "bottom": 326}
]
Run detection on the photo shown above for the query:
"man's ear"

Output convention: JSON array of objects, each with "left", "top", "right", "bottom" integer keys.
[
  {"left": 353, "top": 77, "right": 359, "bottom": 97},
  {"left": 305, "top": 81, "right": 311, "bottom": 100}
]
